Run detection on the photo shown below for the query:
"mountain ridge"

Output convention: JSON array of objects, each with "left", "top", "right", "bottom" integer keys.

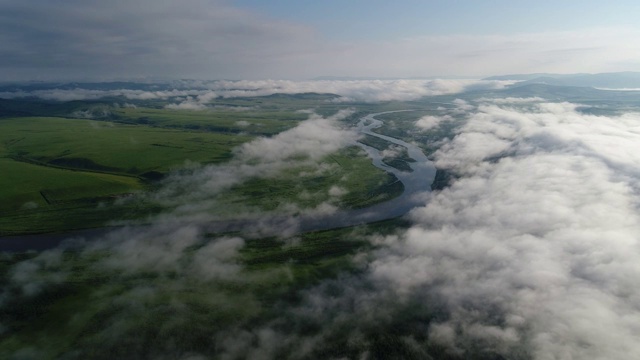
[{"left": 484, "top": 71, "right": 640, "bottom": 88}]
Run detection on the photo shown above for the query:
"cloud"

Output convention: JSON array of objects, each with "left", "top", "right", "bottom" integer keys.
[
  {"left": 328, "top": 185, "right": 347, "bottom": 198},
  {"left": 415, "top": 114, "right": 453, "bottom": 131},
  {"left": 237, "top": 109, "right": 356, "bottom": 162},
  {"left": 144, "top": 108, "right": 359, "bottom": 221},
  {"left": 164, "top": 97, "right": 208, "bottom": 110},
  {"left": 200, "top": 100, "right": 640, "bottom": 359},
  {"left": 0, "top": 0, "right": 319, "bottom": 81},
  {"left": 1, "top": 106, "right": 367, "bottom": 357},
  {"left": 596, "top": 88, "right": 640, "bottom": 91},
  {"left": 0, "top": 79, "right": 516, "bottom": 103},
  {"left": 1, "top": 0, "right": 640, "bottom": 80},
  {"left": 202, "top": 100, "right": 640, "bottom": 359},
  {"left": 476, "top": 96, "right": 546, "bottom": 104},
  {"left": 364, "top": 101, "right": 640, "bottom": 358},
  {"left": 5, "top": 93, "right": 640, "bottom": 358},
  {"left": 0, "top": 88, "right": 203, "bottom": 101}
]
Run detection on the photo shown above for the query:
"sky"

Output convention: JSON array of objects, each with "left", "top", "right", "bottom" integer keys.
[{"left": 1, "top": 0, "right": 640, "bottom": 81}]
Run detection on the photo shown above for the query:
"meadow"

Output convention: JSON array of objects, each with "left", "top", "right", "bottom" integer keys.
[
  {"left": 0, "top": 114, "right": 253, "bottom": 235},
  {"left": 0, "top": 97, "right": 406, "bottom": 235},
  {"left": 221, "top": 146, "right": 403, "bottom": 212},
  {"left": 110, "top": 106, "right": 307, "bottom": 136},
  {"left": 4, "top": 80, "right": 640, "bottom": 359},
  {"left": 0, "top": 93, "right": 434, "bottom": 357},
  {"left": 0, "top": 218, "right": 411, "bottom": 359}
]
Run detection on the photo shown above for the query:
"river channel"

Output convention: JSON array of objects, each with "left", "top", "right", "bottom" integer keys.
[
  {"left": 290, "top": 110, "right": 437, "bottom": 231},
  {"left": 0, "top": 111, "right": 437, "bottom": 251}
]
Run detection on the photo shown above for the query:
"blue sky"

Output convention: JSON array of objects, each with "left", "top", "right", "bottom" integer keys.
[
  {"left": 234, "top": 0, "right": 640, "bottom": 39},
  {"left": 0, "top": 0, "right": 639, "bottom": 80}
]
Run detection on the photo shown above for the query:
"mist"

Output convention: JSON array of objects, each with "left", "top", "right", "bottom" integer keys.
[
  {"left": 375, "top": 101, "right": 640, "bottom": 358},
  {"left": 3, "top": 0, "right": 640, "bottom": 357},
  {"left": 204, "top": 99, "right": 640, "bottom": 359},
  {"left": 0, "top": 79, "right": 515, "bottom": 103},
  {"left": 3, "top": 95, "right": 640, "bottom": 359}
]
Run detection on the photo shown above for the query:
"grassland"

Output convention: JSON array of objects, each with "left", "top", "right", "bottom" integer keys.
[
  {"left": 0, "top": 158, "right": 141, "bottom": 211},
  {"left": 110, "top": 107, "right": 307, "bottom": 136},
  {"left": 0, "top": 117, "right": 251, "bottom": 175},
  {"left": 373, "top": 108, "right": 463, "bottom": 156},
  {"left": 0, "top": 218, "right": 410, "bottom": 359},
  {"left": 221, "top": 146, "right": 403, "bottom": 212},
  {"left": 0, "top": 113, "right": 260, "bottom": 235},
  {"left": 0, "top": 97, "right": 407, "bottom": 235}
]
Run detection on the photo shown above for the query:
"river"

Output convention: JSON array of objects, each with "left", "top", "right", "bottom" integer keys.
[
  {"left": 0, "top": 111, "right": 436, "bottom": 251},
  {"left": 289, "top": 110, "right": 436, "bottom": 231}
]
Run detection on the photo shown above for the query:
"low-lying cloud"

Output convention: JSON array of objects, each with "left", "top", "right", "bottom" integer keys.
[
  {"left": 366, "top": 101, "right": 640, "bottom": 358},
  {"left": 5, "top": 98, "right": 640, "bottom": 358},
  {"left": 0, "top": 79, "right": 516, "bottom": 103},
  {"left": 415, "top": 114, "right": 453, "bottom": 131},
  {"left": 148, "top": 108, "right": 358, "bottom": 220},
  {"left": 204, "top": 100, "right": 640, "bottom": 358}
]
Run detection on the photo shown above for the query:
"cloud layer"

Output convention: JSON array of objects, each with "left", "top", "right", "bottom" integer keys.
[
  {"left": 196, "top": 100, "right": 640, "bottom": 359},
  {"left": 146, "top": 108, "right": 359, "bottom": 224},
  {"left": 4, "top": 97, "right": 640, "bottom": 358},
  {"left": 0, "top": 79, "right": 515, "bottom": 103},
  {"left": 1, "top": 1, "right": 639, "bottom": 80},
  {"left": 366, "top": 101, "right": 640, "bottom": 358},
  {"left": 206, "top": 100, "right": 640, "bottom": 359}
]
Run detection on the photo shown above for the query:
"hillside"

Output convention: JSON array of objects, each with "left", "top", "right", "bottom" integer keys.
[{"left": 484, "top": 71, "right": 640, "bottom": 89}]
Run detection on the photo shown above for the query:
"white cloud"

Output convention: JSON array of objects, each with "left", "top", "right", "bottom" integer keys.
[
  {"left": 164, "top": 97, "right": 208, "bottom": 110},
  {"left": 415, "top": 114, "right": 453, "bottom": 131},
  {"left": 147, "top": 108, "right": 359, "bottom": 220},
  {"left": 328, "top": 185, "right": 347, "bottom": 197},
  {"left": 0, "top": 79, "right": 516, "bottom": 103},
  {"left": 6, "top": 86, "right": 640, "bottom": 358},
  {"left": 596, "top": 88, "right": 640, "bottom": 91},
  {"left": 237, "top": 109, "right": 356, "bottom": 162},
  {"left": 477, "top": 96, "right": 545, "bottom": 104},
  {"left": 367, "top": 101, "right": 640, "bottom": 358},
  {"left": 199, "top": 100, "right": 640, "bottom": 358},
  {"left": 327, "top": 27, "right": 640, "bottom": 78}
]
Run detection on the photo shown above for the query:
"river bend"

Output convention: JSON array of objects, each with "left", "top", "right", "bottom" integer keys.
[{"left": 0, "top": 111, "right": 437, "bottom": 251}]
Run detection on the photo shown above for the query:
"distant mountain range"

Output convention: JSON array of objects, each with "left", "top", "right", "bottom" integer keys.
[
  {"left": 469, "top": 82, "right": 640, "bottom": 107},
  {"left": 312, "top": 75, "right": 466, "bottom": 81},
  {"left": 484, "top": 72, "right": 640, "bottom": 89}
]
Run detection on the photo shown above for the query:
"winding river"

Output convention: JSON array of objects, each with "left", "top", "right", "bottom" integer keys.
[
  {"left": 0, "top": 111, "right": 436, "bottom": 251},
  {"left": 290, "top": 110, "right": 436, "bottom": 231}
]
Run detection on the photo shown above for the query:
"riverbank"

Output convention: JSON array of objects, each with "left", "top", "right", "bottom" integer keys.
[{"left": 0, "top": 111, "right": 436, "bottom": 252}]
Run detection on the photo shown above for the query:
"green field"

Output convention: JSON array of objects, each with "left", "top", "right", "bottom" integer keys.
[
  {"left": 0, "top": 101, "right": 405, "bottom": 235},
  {"left": 4, "top": 80, "right": 640, "bottom": 359},
  {"left": 0, "top": 218, "right": 409, "bottom": 359},
  {"left": 0, "top": 158, "right": 142, "bottom": 211},
  {"left": 0, "top": 117, "right": 251, "bottom": 175},
  {"left": 372, "top": 108, "right": 464, "bottom": 156},
  {"left": 221, "top": 146, "right": 403, "bottom": 212},
  {"left": 110, "top": 107, "right": 307, "bottom": 136},
  {"left": 0, "top": 115, "right": 259, "bottom": 234}
]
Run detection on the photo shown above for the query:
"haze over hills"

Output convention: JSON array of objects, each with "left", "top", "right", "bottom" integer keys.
[
  {"left": 483, "top": 83, "right": 640, "bottom": 103},
  {"left": 2, "top": 70, "right": 638, "bottom": 96},
  {"left": 484, "top": 71, "right": 640, "bottom": 88}
]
